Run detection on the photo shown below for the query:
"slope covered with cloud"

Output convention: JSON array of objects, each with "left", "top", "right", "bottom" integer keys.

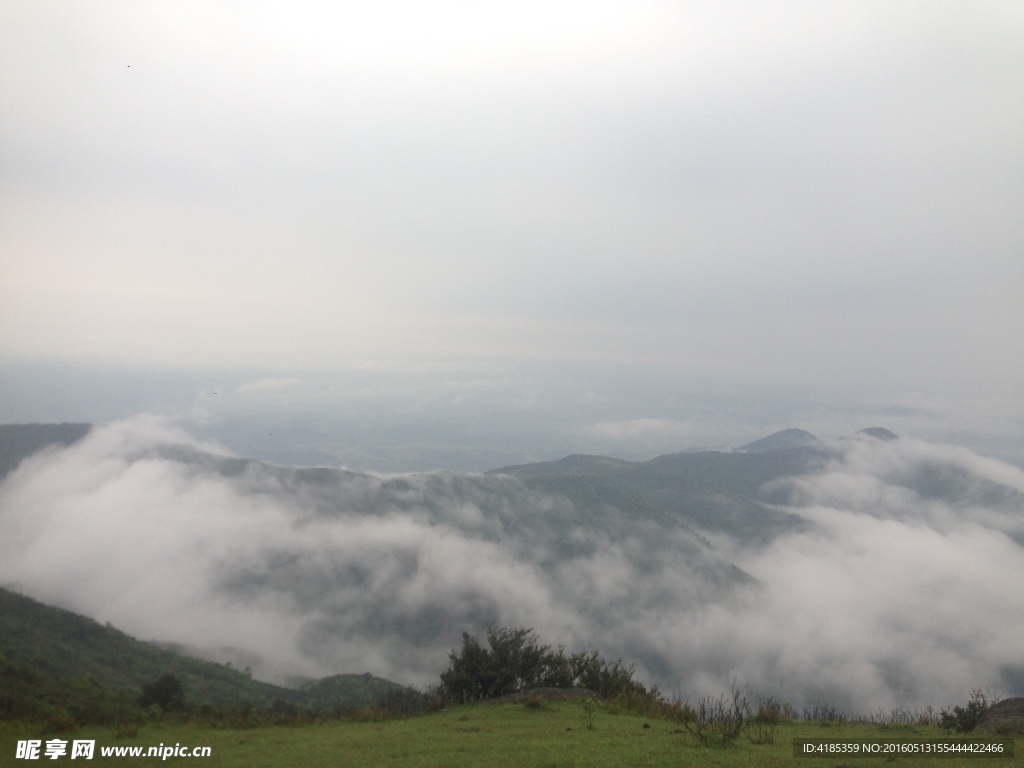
[{"left": 1, "top": 417, "right": 1022, "bottom": 712}]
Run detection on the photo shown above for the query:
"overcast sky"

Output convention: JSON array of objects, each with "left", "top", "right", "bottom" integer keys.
[{"left": 2, "top": 1, "right": 1022, "bottom": 468}]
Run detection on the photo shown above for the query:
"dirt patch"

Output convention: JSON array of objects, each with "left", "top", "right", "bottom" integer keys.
[{"left": 487, "top": 687, "right": 602, "bottom": 704}]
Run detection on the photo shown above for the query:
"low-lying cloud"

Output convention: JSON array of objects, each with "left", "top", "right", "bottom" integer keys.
[{"left": 1, "top": 417, "right": 1022, "bottom": 712}]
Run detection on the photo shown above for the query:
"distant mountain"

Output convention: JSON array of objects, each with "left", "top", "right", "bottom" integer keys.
[
  {"left": 492, "top": 434, "right": 831, "bottom": 544},
  {"left": 857, "top": 427, "right": 899, "bottom": 441},
  {"left": 1, "top": 429, "right": 765, "bottom": 684},
  {"left": 492, "top": 453, "right": 635, "bottom": 478},
  {"left": 0, "top": 587, "right": 411, "bottom": 712},
  {"left": 739, "top": 428, "right": 821, "bottom": 452},
  {"left": 0, "top": 423, "right": 91, "bottom": 480}
]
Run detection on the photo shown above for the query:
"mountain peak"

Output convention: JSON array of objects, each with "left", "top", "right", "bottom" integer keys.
[
  {"left": 856, "top": 427, "right": 898, "bottom": 441},
  {"left": 739, "top": 428, "right": 820, "bottom": 452}
]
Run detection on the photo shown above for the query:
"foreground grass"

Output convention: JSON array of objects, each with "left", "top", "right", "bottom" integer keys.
[{"left": 0, "top": 700, "right": 1015, "bottom": 767}]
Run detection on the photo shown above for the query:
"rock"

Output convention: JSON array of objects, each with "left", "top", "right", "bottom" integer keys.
[{"left": 975, "top": 697, "right": 1024, "bottom": 735}]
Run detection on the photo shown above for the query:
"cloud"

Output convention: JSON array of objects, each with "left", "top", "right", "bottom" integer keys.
[
  {"left": 715, "top": 438, "right": 1024, "bottom": 708},
  {"left": 1, "top": 418, "right": 1022, "bottom": 712},
  {"left": 233, "top": 378, "right": 305, "bottom": 395},
  {"left": 0, "top": 417, "right": 734, "bottom": 686},
  {"left": 2, "top": 1, "right": 1022, "bottom": 416}
]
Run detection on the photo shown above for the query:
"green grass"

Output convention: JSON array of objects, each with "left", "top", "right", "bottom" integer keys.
[{"left": 0, "top": 699, "right": 1014, "bottom": 767}]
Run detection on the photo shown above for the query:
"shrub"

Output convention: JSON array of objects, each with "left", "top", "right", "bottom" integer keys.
[
  {"left": 747, "top": 697, "right": 781, "bottom": 744},
  {"left": 375, "top": 685, "right": 430, "bottom": 716},
  {"left": 802, "top": 702, "right": 847, "bottom": 725},
  {"left": 682, "top": 679, "right": 749, "bottom": 746},
  {"left": 440, "top": 626, "right": 551, "bottom": 703},
  {"left": 439, "top": 625, "right": 656, "bottom": 704},
  {"left": 939, "top": 689, "right": 991, "bottom": 734},
  {"left": 522, "top": 692, "right": 546, "bottom": 710},
  {"left": 139, "top": 673, "right": 185, "bottom": 712},
  {"left": 552, "top": 648, "right": 653, "bottom": 699},
  {"left": 580, "top": 698, "right": 597, "bottom": 729}
]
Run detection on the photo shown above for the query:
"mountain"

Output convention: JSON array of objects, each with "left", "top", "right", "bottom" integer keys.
[
  {"left": 0, "top": 422, "right": 764, "bottom": 685},
  {"left": 856, "top": 427, "right": 899, "bottom": 441},
  {"left": 491, "top": 432, "right": 832, "bottom": 544},
  {"left": 10, "top": 420, "right": 1017, "bottom": 711},
  {"left": 739, "top": 428, "right": 821, "bottom": 452},
  {"left": 0, "top": 423, "right": 91, "bottom": 480},
  {"left": 0, "top": 587, "right": 412, "bottom": 712}
]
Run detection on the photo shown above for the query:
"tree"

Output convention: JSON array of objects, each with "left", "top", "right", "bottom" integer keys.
[
  {"left": 440, "top": 626, "right": 550, "bottom": 703},
  {"left": 139, "top": 673, "right": 185, "bottom": 712},
  {"left": 939, "top": 689, "right": 991, "bottom": 733},
  {"left": 438, "top": 625, "right": 654, "bottom": 703}
]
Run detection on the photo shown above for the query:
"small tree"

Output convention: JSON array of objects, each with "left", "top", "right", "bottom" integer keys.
[
  {"left": 440, "top": 626, "right": 551, "bottom": 703},
  {"left": 939, "top": 689, "right": 991, "bottom": 733},
  {"left": 139, "top": 673, "right": 185, "bottom": 712},
  {"left": 439, "top": 625, "right": 656, "bottom": 703}
]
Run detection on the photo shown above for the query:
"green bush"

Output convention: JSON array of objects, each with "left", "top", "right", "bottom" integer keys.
[
  {"left": 440, "top": 626, "right": 549, "bottom": 703},
  {"left": 139, "top": 672, "right": 185, "bottom": 712},
  {"left": 939, "top": 689, "right": 991, "bottom": 733},
  {"left": 438, "top": 626, "right": 656, "bottom": 704}
]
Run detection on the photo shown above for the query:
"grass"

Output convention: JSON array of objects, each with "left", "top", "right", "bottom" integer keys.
[{"left": 0, "top": 700, "right": 1014, "bottom": 767}]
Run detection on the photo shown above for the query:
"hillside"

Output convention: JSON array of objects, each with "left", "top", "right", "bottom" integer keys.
[
  {"left": 490, "top": 429, "right": 833, "bottom": 544},
  {"left": 739, "top": 428, "right": 821, "bottom": 452},
  {"left": 0, "top": 587, "right": 412, "bottom": 713},
  {"left": 5, "top": 421, "right": 1020, "bottom": 713}
]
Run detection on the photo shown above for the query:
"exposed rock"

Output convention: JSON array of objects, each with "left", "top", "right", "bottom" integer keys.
[{"left": 975, "top": 696, "right": 1024, "bottom": 735}]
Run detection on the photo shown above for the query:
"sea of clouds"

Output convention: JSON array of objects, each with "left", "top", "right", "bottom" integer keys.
[{"left": 1, "top": 416, "right": 1022, "bottom": 713}]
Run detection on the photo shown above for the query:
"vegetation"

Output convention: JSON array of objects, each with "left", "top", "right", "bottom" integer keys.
[
  {"left": 438, "top": 626, "right": 655, "bottom": 704},
  {"left": 0, "top": 588, "right": 422, "bottom": 726},
  {"left": 681, "top": 680, "right": 749, "bottom": 746},
  {"left": 1, "top": 592, "right": 1013, "bottom": 768},
  {"left": 938, "top": 689, "right": 994, "bottom": 733},
  {"left": 0, "top": 701, "right": 1003, "bottom": 768},
  {"left": 490, "top": 438, "right": 824, "bottom": 545},
  {"left": 0, "top": 654, "right": 137, "bottom": 730},
  {"left": 139, "top": 674, "right": 185, "bottom": 712}
]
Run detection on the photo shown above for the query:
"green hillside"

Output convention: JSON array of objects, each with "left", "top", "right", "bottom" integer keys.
[
  {"left": 0, "top": 698, "right": 992, "bottom": 768},
  {"left": 0, "top": 588, "right": 414, "bottom": 717}
]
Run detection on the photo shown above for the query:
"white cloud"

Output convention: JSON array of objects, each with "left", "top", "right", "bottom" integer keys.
[
  {"left": 2, "top": 419, "right": 1022, "bottom": 709},
  {"left": 1, "top": 1, "right": 1022, "bottom": 416}
]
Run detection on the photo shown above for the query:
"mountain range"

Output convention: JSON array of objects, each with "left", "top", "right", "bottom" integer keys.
[{"left": 1, "top": 419, "right": 1021, "bottom": 712}]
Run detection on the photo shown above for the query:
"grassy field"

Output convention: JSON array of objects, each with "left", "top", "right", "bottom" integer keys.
[{"left": 0, "top": 699, "right": 1016, "bottom": 767}]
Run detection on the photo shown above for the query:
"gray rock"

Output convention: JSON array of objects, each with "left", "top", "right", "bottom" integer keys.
[{"left": 975, "top": 696, "right": 1024, "bottom": 735}]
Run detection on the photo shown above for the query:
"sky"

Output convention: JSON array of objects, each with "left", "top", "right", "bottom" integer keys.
[{"left": 2, "top": 0, "right": 1023, "bottom": 469}]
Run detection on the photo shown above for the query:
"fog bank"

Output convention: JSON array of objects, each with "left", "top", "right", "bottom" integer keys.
[{"left": 1, "top": 417, "right": 1021, "bottom": 711}]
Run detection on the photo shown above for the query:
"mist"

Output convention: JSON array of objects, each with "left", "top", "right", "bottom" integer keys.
[{"left": 1, "top": 417, "right": 1021, "bottom": 713}]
